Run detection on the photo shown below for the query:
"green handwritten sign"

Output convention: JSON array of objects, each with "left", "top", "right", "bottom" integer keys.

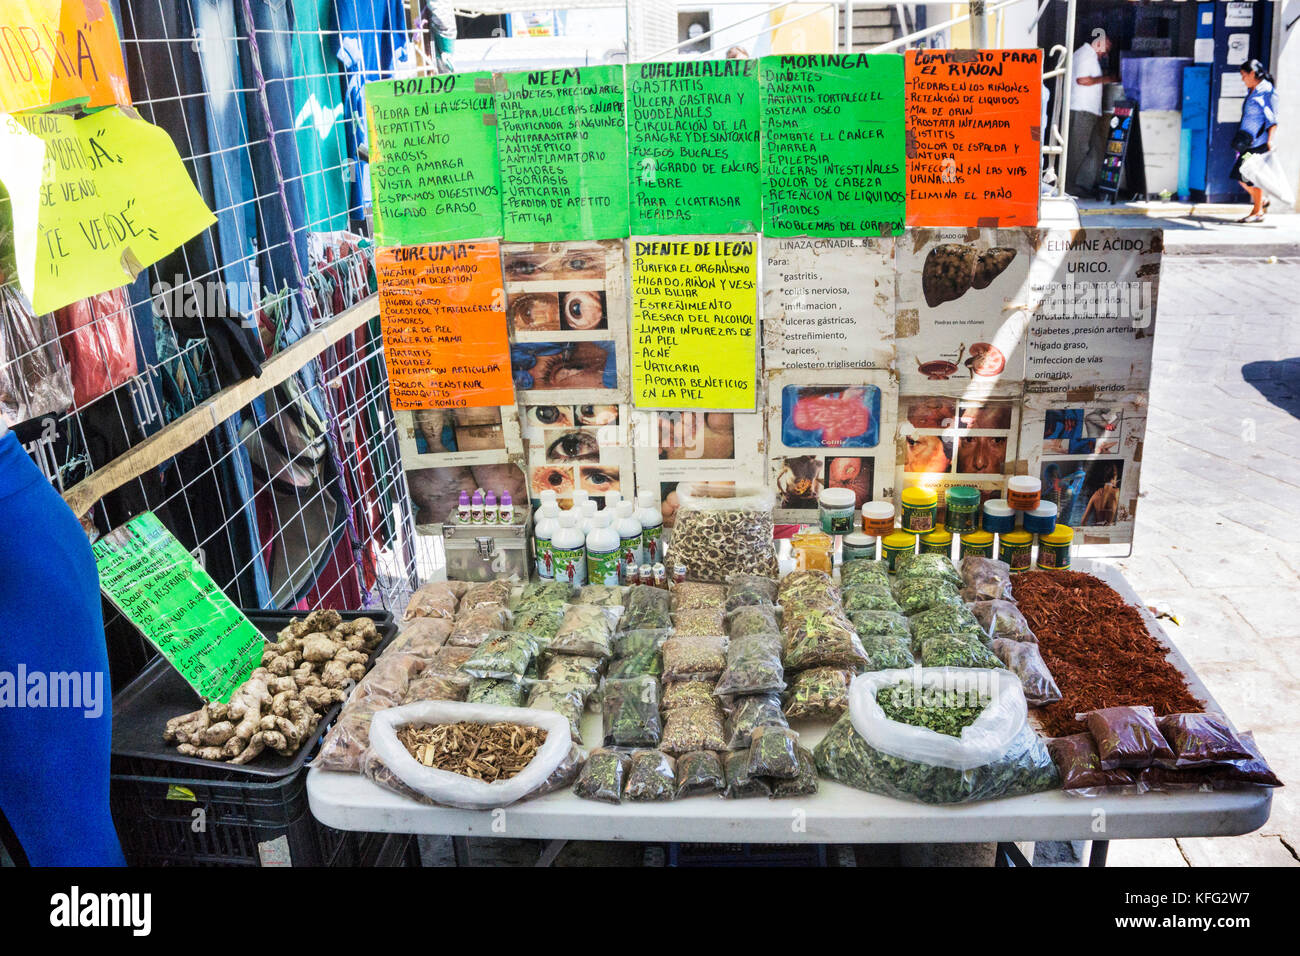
[
  {"left": 496, "top": 65, "right": 630, "bottom": 241},
  {"left": 759, "top": 54, "right": 905, "bottom": 237},
  {"left": 627, "top": 60, "right": 761, "bottom": 235},
  {"left": 94, "top": 512, "right": 265, "bottom": 703},
  {"left": 366, "top": 73, "right": 502, "bottom": 244}
]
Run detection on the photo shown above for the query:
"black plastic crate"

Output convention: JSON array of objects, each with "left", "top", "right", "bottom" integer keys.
[
  {"left": 666, "top": 843, "right": 829, "bottom": 867},
  {"left": 109, "top": 608, "right": 407, "bottom": 866}
]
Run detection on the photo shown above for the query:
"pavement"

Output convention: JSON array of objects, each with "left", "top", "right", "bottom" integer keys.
[{"left": 1105, "top": 255, "right": 1300, "bottom": 867}]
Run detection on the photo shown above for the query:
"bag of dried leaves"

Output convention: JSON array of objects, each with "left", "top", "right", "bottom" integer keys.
[
  {"left": 624, "top": 750, "right": 677, "bottom": 801},
  {"left": 550, "top": 603, "right": 624, "bottom": 658},
  {"left": 622, "top": 584, "right": 674, "bottom": 630},
  {"left": 959, "top": 556, "right": 1014, "bottom": 602},
  {"left": 724, "top": 573, "right": 779, "bottom": 611},
  {"left": 771, "top": 747, "right": 819, "bottom": 799},
  {"left": 782, "top": 608, "right": 869, "bottom": 671},
  {"left": 714, "top": 634, "right": 786, "bottom": 697},
  {"left": 722, "top": 692, "right": 788, "bottom": 750},
  {"left": 894, "top": 552, "right": 962, "bottom": 588},
  {"left": 602, "top": 674, "right": 663, "bottom": 747},
  {"left": 674, "top": 750, "right": 726, "bottom": 798},
  {"left": 662, "top": 634, "right": 728, "bottom": 682},
  {"left": 783, "top": 667, "right": 851, "bottom": 720},
  {"left": 992, "top": 638, "right": 1061, "bottom": 707},
  {"left": 723, "top": 749, "right": 772, "bottom": 798},
  {"left": 661, "top": 701, "right": 727, "bottom": 755},
  {"left": 462, "top": 631, "right": 541, "bottom": 680},
  {"left": 747, "top": 725, "right": 802, "bottom": 779},
  {"left": 673, "top": 581, "right": 727, "bottom": 612},
  {"left": 574, "top": 749, "right": 631, "bottom": 804},
  {"left": 841, "top": 559, "right": 891, "bottom": 591},
  {"left": 525, "top": 680, "right": 592, "bottom": 742},
  {"left": 969, "top": 599, "right": 1036, "bottom": 643}
]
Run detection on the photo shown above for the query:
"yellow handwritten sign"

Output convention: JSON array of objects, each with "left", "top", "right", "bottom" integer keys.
[
  {"left": 631, "top": 238, "right": 758, "bottom": 411},
  {"left": 1, "top": 108, "right": 215, "bottom": 314},
  {"left": 0, "top": 0, "right": 132, "bottom": 113}
]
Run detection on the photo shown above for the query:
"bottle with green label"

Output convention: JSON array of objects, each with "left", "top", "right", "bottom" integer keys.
[
  {"left": 635, "top": 490, "right": 663, "bottom": 565},
  {"left": 533, "top": 504, "right": 560, "bottom": 580},
  {"left": 551, "top": 511, "right": 587, "bottom": 586},
  {"left": 585, "top": 511, "right": 621, "bottom": 586}
]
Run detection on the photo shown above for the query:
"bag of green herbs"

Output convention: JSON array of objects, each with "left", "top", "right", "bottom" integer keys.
[
  {"left": 462, "top": 631, "right": 541, "bottom": 680},
  {"left": 525, "top": 680, "right": 593, "bottom": 742},
  {"left": 722, "top": 692, "right": 788, "bottom": 750},
  {"left": 601, "top": 674, "right": 662, "bottom": 748},
  {"left": 674, "top": 750, "right": 726, "bottom": 798},
  {"left": 842, "top": 586, "right": 903, "bottom": 615},
  {"left": 841, "top": 559, "right": 891, "bottom": 592},
  {"left": 893, "top": 578, "right": 963, "bottom": 616},
  {"left": 622, "top": 584, "right": 674, "bottom": 630},
  {"left": 714, "top": 633, "right": 786, "bottom": 697},
  {"left": 859, "top": 632, "right": 915, "bottom": 671},
  {"left": 573, "top": 749, "right": 631, "bottom": 804},
  {"left": 918, "top": 633, "right": 1004, "bottom": 669},
  {"left": 624, "top": 750, "right": 676, "bottom": 801},
  {"left": 814, "top": 668, "right": 1059, "bottom": 804},
  {"left": 894, "top": 552, "right": 962, "bottom": 588}
]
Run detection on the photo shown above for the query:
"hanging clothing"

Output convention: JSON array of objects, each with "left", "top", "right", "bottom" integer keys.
[{"left": 291, "top": 0, "right": 353, "bottom": 231}]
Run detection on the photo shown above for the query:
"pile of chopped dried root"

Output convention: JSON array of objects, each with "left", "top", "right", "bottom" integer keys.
[{"left": 398, "top": 722, "right": 546, "bottom": 781}]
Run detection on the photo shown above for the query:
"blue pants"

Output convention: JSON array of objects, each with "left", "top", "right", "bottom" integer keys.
[{"left": 0, "top": 432, "right": 125, "bottom": 866}]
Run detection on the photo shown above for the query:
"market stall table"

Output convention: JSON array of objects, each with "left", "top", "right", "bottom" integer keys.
[{"left": 307, "top": 561, "right": 1271, "bottom": 864}]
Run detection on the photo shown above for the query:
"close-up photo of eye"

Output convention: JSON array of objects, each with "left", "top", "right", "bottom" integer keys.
[
  {"left": 560, "top": 291, "right": 606, "bottom": 330},
  {"left": 576, "top": 404, "right": 618, "bottom": 426},
  {"left": 531, "top": 466, "right": 574, "bottom": 495},
  {"left": 579, "top": 465, "right": 619, "bottom": 494},
  {"left": 545, "top": 428, "right": 600, "bottom": 461},
  {"left": 527, "top": 405, "right": 574, "bottom": 427},
  {"left": 504, "top": 254, "right": 545, "bottom": 278},
  {"left": 561, "top": 253, "right": 603, "bottom": 278},
  {"left": 514, "top": 341, "right": 615, "bottom": 391},
  {"left": 508, "top": 293, "right": 559, "bottom": 331}
]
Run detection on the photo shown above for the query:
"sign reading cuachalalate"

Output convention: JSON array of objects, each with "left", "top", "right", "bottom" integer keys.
[
  {"left": 627, "top": 60, "right": 761, "bottom": 235},
  {"left": 366, "top": 73, "right": 502, "bottom": 244},
  {"left": 496, "top": 65, "right": 630, "bottom": 241},
  {"left": 93, "top": 512, "right": 265, "bottom": 703},
  {"left": 759, "top": 54, "right": 905, "bottom": 237}
]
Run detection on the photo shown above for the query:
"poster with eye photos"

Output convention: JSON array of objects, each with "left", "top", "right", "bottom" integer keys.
[
  {"left": 1017, "top": 391, "right": 1147, "bottom": 548},
  {"left": 894, "top": 227, "right": 1033, "bottom": 398},
  {"left": 522, "top": 402, "right": 634, "bottom": 510},
  {"left": 503, "top": 239, "right": 630, "bottom": 405},
  {"left": 895, "top": 394, "right": 1020, "bottom": 525},
  {"left": 765, "top": 368, "right": 898, "bottom": 525},
  {"left": 628, "top": 409, "right": 766, "bottom": 529}
]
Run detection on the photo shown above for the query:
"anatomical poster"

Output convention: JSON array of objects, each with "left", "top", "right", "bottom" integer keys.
[
  {"left": 521, "top": 402, "right": 633, "bottom": 510},
  {"left": 761, "top": 236, "right": 896, "bottom": 370},
  {"left": 629, "top": 409, "right": 766, "bottom": 531},
  {"left": 1017, "top": 391, "right": 1148, "bottom": 548},
  {"left": 894, "top": 227, "right": 1033, "bottom": 397},
  {"left": 503, "top": 239, "right": 630, "bottom": 405},
  {"left": 766, "top": 368, "right": 898, "bottom": 525},
  {"left": 895, "top": 393, "right": 1021, "bottom": 522}
]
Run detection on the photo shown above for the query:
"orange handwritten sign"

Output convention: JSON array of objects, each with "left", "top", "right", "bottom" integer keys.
[
  {"left": 377, "top": 242, "right": 515, "bottom": 411},
  {"left": 905, "top": 49, "right": 1041, "bottom": 227},
  {"left": 0, "top": 0, "right": 132, "bottom": 113}
]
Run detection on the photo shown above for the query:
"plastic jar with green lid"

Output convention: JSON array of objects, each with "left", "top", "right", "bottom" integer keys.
[
  {"left": 998, "top": 530, "right": 1034, "bottom": 572},
  {"left": 920, "top": 529, "right": 953, "bottom": 556},
  {"left": 899, "top": 487, "right": 938, "bottom": 533},
  {"left": 959, "top": 530, "right": 994, "bottom": 559},
  {"left": 1036, "top": 524, "right": 1074, "bottom": 570},
  {"left": 881, "top": 531, "right": 917, "bottom": 571},
  {"left": 944, "top": 486, "right": 981, "bottom": 532}
]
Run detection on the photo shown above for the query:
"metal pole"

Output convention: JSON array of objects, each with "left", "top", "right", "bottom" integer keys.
[
  {"left": 969, "top": 0, "right": 989, "bottom": 49},
  {"left": 1058, "top": 0, "right": 1077, "bottom": 196}
]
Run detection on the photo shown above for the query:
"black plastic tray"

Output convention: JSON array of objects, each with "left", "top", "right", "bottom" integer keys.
[{"left": 111, "top": 609, "right": 397, "bottom": 782}]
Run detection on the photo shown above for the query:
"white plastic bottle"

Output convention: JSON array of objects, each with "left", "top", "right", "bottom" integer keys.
[
  {"left": 635, "top": 490, "right": 664, "bottom": 565},
  {"left": 550, "top": 511, "right": 587, "bottom": 586},
  {"left": 533, "top": 504, "right": 559, "bottom": 580},
  {"left": 580, "top": 499, "right": 599, "bottom": 535},
  {"left": 585, "top": 511, "right": 621, "bottom": 586},
  {"left": 605, "top": 490, "right": 623, "bottom": 512},
  {"left": 483, "top": 490, "right": 498, "bottom": 525},
  {"left": 614, "top": 501, "right": 643, "bottom": 582},
  {"left": 539, "top": 489, "right": 558, "bottom": 511},
  {"left": 571, "top": 489, "right": 589, "bottom": 513}
]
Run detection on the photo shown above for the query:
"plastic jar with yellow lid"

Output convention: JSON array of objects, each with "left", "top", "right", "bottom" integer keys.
[
  {"left": 920, "top": 529, "right": 953, "bottom": 556},
  {"left": 1036, "top": 524, "right": 1074, "bottom": 570},
  {"left": 959, "top": 530, "right": 994, "bottom": 559},
  {"left": 881, "top": 531, "right": 917, "bottom": 571},
  {"left": 998, "top": 530, "right": 1034, "bottom": 572},
  {"left": 899, "top": 487, "right": 937, "bottom": 533}
]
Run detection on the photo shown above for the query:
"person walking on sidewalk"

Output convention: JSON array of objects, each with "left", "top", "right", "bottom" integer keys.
[
  {"left": 1067, "top": 28, "right": 1117, "bottom": 197},
  {"left": 1233, "top": 59, "right": 1279, "bottom": 223}
]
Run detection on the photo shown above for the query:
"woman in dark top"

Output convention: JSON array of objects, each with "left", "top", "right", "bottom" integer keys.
[{"left": 1233, "top": 59, "right": 1279, "bottom": 223}]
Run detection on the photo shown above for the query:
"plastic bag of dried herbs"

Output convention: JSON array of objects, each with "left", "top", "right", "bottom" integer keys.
[
  {"left": 391, "top": 617, "right": 453, "bottom": 659},
  {"left": 550, "top": 603, "right": 623, "bottom": 658},
  {"left": 460, "top": 578, "right": 516, "bottom": 612},
  {"left": 510, "top": 604, "right": 566, "bottom": 646},
  {"left": 777, "top": 568, "right": 839, "bottom": 608},
  {"left": 782, "top": 608, "right": 869, "bottom": 671},
  {"left": 670, "top": 483, "right": 779, "bottom": 583},
  {"left": 403, "top": 671, "right": 472, "bottom": 704},
  {"left": 747, "top": 725, "right": 802, "bottom": 779},
  {"left": 661, "top": 680, "right": 717, "bottom": 712},
  {"left": 849, "top": 609, "right": 911, "bottom": 640},
  {"left": 404, "top": 581, "right": 462, "bottom": 621},
  {"left": 770, "top": 747, "right": 818, "bottom": 798},
  {"left": 894, "top": 552, "right": 962, "bottom": 588},
  {"left": 959, "top": 556, "right": 1014, "bottom": 602},
  {"left": 722, "top": 692, "right": 787, "bottom": 750},
  {"left": 602, "top": 674, "right": 663, "bottom": 747},
  {"left": 813, "top": 668, "right": 1060, "bottom": 804},
  {"left": 466, "top": 678, "right": 526, "bottom": 707},
  {"left": 448, "top": 605, "right": 514, "bottom": 647},
  {"left": 918, "top": 633, "right": 1004, "bottom": 669},
  {"left": 525, "top": 680, "right": 592, "bottom": 742},
  {"left": 660, "top": 702, "right": 727, "bottom": 755},
  {"left": 517, "top": 579, "right": 576, "bottom": 610},
  {"left": 673, "top": 581, "right": 727, "bottom": 611},
  {"left": 723, "top": 749, "right": 772, "bottom": 798},
  {"left": 672, "top": 606, "right": 727, "bottom": 638},
  {"left": 662, "top": 634, "right": 728, "bottom": 682},
  {"left": 992, "top": 638, "right": 1061, "bottom": 707},
  {"left": 575, "top": 583, "right": 626, "bottom": 606},
  {"left": 841, "top": 559, "right": 891, "bottom": 592},
  {"left": 843, "top": 586, "right": 903, "bottom": 615},
  {"left": 783, "top": 667, "right": 851, "bottom": 720},
  {"left": 909, "top": 603, "right": 987, "bottom": 647},
  {"left": 859, "top": 632, "right": 916, "bottom": 671},
  {"left": 727, "top": 604, "right": 781, "bottom": 641},
  {"left": 424, "top": 644, "right": 476, "bottom": 678},
  {"left": 674, "top": 750, "right": 726, "bottom": 798},
  {"left": 1075, "top": 705, "right": 1175, "bottom": 771},
  {"left": 606, "top": 649, "right": 663, "bottom": 680},
  {"left": 573, "top": 749, "right": 631, "bottom": 804},
  {"left": 541, "top": 654, "right": 604, "bottom": 687},
  {"left": 461, "top": 631, "right": 541, "bottom": 680},
  {"left": 714, "top": 634, "right": 786, "bottom": 696},
  {"left": 622, "top": 584, "right": 673, "bottom": 630},
  {"left": 725, "top": 573, "right": 779, "bottom": 611},
  {"left": 624, "top": 750, "right": 676, "bottom": 801},
  {"left": 970, "top": 600, "right": 1036, "bottom": 643},
  {"left": 893, "top": 578, "right": 963, "bottom": 616},
  {"left": 607, "top": 628, "right": 670, "bottom": 678}
]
